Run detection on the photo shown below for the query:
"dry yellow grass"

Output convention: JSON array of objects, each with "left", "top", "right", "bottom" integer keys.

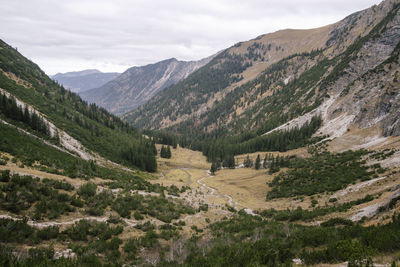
[
  {"left": 156, "top": 145, "right": 210, "bottom": 170},
  {"left": 165, "top": 169, "right": 191, "bottom": 184},
  {"left": 154, "top": 143, "right": 319, "bottom": 212},
  {"left": 205, "top": 168, "right": 270, "bottom": 210}
]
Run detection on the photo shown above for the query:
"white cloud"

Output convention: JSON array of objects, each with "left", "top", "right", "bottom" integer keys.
[{"left": 0, "top": 0, "right": 381, "bottom": 75}]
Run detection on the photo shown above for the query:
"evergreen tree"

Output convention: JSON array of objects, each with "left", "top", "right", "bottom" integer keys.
[
  {"left": 263, "top": 154, "right": 268, "bottom": 169},
  {"left": 255, "top": 154, "right": 261, "bottom": 170},
  {"left": 160, "top": 145, "right": 166, "bottom": 158},
  {"left": 166, "top": 146, "right": 172, "bottom": 158},
  {"left": 210, "top": 162, "right": 217, "bottom": 175},
  {"left": 222, "top": 154, "right": 235, "bottom": 169},
  {"left": 244, "top": 155, "right": 253, "bottom": 168},
  {"left": 23, "top": 106, "right": 30, "bottom": 124},
  {"left": 152, "top": 142, "right": 157, "bottom": 156},
  {"left": 269, "top": 155, "right": 280, "bottom": 174}
]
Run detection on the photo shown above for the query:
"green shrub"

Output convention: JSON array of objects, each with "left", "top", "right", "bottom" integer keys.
[{"left": 78, "top": 183, "right": 97, "bottom": 198}]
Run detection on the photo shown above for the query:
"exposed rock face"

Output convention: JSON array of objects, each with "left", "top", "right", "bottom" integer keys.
[
  {"left": 80, "top": 56, "right": 214, "bottom": 115},
  {"left": 52, "top": 70, "right": 120, "bottom": 93},
  {"left": 323, "top": 4, "right": 400, "bottom": 137}
]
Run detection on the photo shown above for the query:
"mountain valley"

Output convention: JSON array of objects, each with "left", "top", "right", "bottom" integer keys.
[{"left": 1, "top": 0, "right": 400, "bottom": 266}]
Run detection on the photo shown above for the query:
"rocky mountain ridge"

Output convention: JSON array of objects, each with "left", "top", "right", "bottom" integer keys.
[{"left": 81, "top": 55, "right": 215, "bottom": 115}]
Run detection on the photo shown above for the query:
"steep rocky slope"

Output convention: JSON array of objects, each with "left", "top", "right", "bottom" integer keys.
[
  {"left": 81, "top": 56, "right": 214, "bottom": 115},
  {"left": 126, "top": 0, "right": 399, "bottom": 145},
  {"left": 52, "top": 69, "right": 120, "bottom": 93}
]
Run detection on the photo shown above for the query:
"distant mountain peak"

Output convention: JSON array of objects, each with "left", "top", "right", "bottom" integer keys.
[
  {"left": 80, "top": 55, "right": 216, "bottom": 115},
  {"left": 53, "top": 69, "right": 102, "bottom": 78},
  {"left": 52, "top": 69, "right": 120, "bottom": 93}
]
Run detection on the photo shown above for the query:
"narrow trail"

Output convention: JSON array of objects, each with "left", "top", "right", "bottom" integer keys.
[
  {"left": 181, "top": 149, "right": 258, "bottom": 216},
  {"left": 0, "top": 214, "right": 139, "bottom": 229},
  {"left": 196, "top": 171, "right": 257, "bottom": 216},
  {"left": 160, "top": 151, "right": 259, "bottom": 224}
]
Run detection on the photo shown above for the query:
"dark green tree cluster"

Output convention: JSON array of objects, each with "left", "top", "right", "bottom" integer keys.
[
  {"left": 201, "top": 115, "right": 322, "bottom": 164},
  {"left": 0, "top": 172, "right": 78, "bottom": 219},
  {"left": 120, "top": 141, "right": 157, "bottom": 172},
  {"left": 145, "top": 130, "right": 178, "bottom": 148},
  {"left": 240, "top": 153, "right": 291, "bottom": 172},
  {"left": 160, "top": 145, "right": 172, "bottom": 159},
  {"left": 0, "top": 93, "right": 50, "bottom": 137},
  {"left": 260, "top": 195, "right": 374, "bottom": 222},
  {"left": 112, "top": 194, "right": 195, "bottom": 223},
  {"left": 267, "top": 150, "right": 380, "bottom": 199},
  {"left": 158, "top": 211, "right": 400, "bottom": 267}
]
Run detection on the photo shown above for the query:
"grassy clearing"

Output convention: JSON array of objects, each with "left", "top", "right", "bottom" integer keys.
[
  {"left": 164, "top": 169, "right": 191, "bottom": 184},
  {"left": 156, "top": 145, "right": 210, "bottom": 170}
]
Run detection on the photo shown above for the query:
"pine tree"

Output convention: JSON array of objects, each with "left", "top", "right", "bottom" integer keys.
[
  {"left": 152, "top": 142, "right": 157, "bottom": 156},
  {"left": 210, "top": 162, "right": 217, "bottom": 175},
  {"left": 269, "top": 155, "right": 281, "bottom": 174},
  {"left": 166, "top": 146, "right": 172, "bottom": 158},
  {"left": 263, "top": 154, "right": 268, "bottom": 169},
  {"left": 23, "top": 106, "right": 30, "bottom": 124},
  {"left": 244, "top": 155, "right": 253, "bottom": 168},
  {"left": 255, "top": 154, "right": 261, "bottom": 170},
  {"left": 269, "top": 156, "right": 275, "bottom": 174},
  {"left": 160, "top": 145, "right": 166, "bottom": 158},
  {"left": 223, "top": 154, "right": 235, "bottom": 169}
]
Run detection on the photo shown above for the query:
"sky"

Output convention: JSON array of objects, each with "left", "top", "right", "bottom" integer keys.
[{"left": 1, "top": 0, "right": 382, "bottom": 75}]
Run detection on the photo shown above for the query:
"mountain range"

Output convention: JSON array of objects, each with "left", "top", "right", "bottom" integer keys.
[
  {"left": 51, "top": 69, "right": 120, "bottom": 93},
  {"left": 80, "top": 56, "right": 215, "bottom": 115}
]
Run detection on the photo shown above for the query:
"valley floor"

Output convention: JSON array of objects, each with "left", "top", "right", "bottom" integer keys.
[
  {"left": 1, "top": 127, "right": 400, "bottom": 266},
  {"left": 155, "top": 127, "right": 400, "bottom": 226}
]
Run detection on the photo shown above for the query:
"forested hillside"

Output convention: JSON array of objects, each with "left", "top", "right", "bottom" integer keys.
[{"left": 0, "top": 39, "right": 156, "bottom": 172}]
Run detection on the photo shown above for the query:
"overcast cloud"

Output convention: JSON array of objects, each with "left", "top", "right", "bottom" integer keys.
[{"left": 0, "top": 0, "right": 381, "bottom": 75}]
